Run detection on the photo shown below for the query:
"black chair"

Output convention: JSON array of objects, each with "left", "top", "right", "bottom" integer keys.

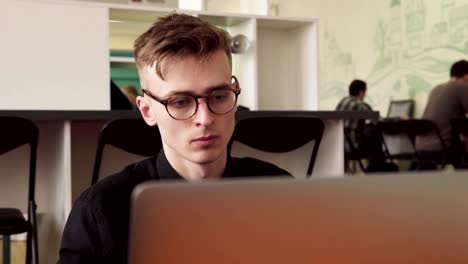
[
  {"left": 378, "top": 119, "right": 447, "bottom": 170},
  {"left": 0, "top": 117, "right": 39, "bottom": 264},
  {"left": 378, "top": 120, "right": 415, "bottom": 161},
  {"left": 229, "top": 116, "right": 324, "bottom": 177},
  {"left": 344, "top": 133, "right": 368, "bottom": 173},
  {"left": 450, "top": 118, "right": 468, "bottom": 168},
  {"left": 344, "top": 123, "right": 396, "bottom": 174},
  {"left": 386, "top": 99, "right": 415, "bottom": 119},
  {"left": 91, "top": 118, "right": 162, "bottom": 185}
]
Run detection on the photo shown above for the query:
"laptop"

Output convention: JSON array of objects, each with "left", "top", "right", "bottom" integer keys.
[
  {"left": 129, "top": 172, "right": 468, "bottom": 263},
  {"left": 386, "top": 99, "right": 414, "bottom": 119}
]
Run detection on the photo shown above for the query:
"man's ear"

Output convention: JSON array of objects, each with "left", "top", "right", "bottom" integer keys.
[
  {"left": 136, "top": 95, "right": 157, "bottom": 126},
  {"left": 358, "top": 90, "right": 365, "bottom": 99},
  {"left": 463, "top": 74, "right": 468, "bottom": 82}
]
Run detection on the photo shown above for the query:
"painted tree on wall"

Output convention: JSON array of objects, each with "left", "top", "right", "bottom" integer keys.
[{"left": 317, "top": 0, "right": 468, "bottom": 116}]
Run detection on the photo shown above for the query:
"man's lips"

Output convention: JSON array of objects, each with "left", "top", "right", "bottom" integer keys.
[
  {"left": 191, "top": 135, "right": 220, "bottom": 147},
  {"left": 192, "top": 135, "right": 218, "bottom": 142}
]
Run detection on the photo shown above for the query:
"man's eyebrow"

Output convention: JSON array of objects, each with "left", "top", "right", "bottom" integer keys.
[{"left": 164, "top": 83, "right": 232, "bottom": 97}]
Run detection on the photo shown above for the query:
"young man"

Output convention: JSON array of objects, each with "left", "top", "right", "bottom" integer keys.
[
  {"left": 57, "top": 13, "right": 289, "bottom": 264},
  {"left": 335, "top": 79, "right": 373, "bottom": 146},
  {"left": 416, "top": 60, "right": 468, "bottom": 167},
  {"left": 336, "top": 80, "right": 396, "bottom": 172}
]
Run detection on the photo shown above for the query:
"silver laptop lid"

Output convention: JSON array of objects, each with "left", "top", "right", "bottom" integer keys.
[{"left": 129, "top": 172, "right": 468, "bottom": 264}]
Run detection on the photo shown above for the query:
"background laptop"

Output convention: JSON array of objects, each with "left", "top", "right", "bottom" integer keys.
[
  {"left": 386, "top": 99, "right": 415, "bottom": 119},
  {"left": 129, "top": 172, "right": 468, "bottom": 264}
]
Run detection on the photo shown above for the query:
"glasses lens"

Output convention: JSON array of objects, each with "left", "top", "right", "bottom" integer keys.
[
  {"left": 166, "top": 95, "right": 197, "bottom": 120},
  {"left": 207, "top": 89, "right": 237, "bottom": 114}
]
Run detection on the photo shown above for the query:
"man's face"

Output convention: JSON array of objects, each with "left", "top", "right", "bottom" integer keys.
[
  {"left": 358, "top": 89, "right": 366, "bottom": 100},
  {"left": 136, "top": 50, "right": 237, "bottom": 167}
]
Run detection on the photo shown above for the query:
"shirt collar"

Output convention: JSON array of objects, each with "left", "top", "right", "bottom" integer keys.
[
  {"left": 155, "top": 149, "right": 235, "bottom": 180},
  {"left": 155, "top": 150, "right": 184, "bottom": 180}
]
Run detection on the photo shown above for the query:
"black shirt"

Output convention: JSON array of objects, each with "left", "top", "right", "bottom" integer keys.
[{"left": 57, "top": 151, "right": 290, "bottom": 264}]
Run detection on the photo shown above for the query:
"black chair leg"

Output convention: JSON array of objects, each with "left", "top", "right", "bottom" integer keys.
[
  {"left": 29, "top": 201, "right": 39, "bottom": 264},
  {"left": 26, "top": 230, "right": 32, "bottom": 264},
  {"left": 3, "top": 235, "right": 11, "bottom": 264},
  {"left": 350, "top": 159, "right": 356, "bottom": 173},
  {"left": 357, "top": 159, "right": 367, "bottom": 172}
]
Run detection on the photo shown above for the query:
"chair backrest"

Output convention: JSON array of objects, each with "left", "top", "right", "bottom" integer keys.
[
  {"left": 230, "top": 116, "right": 324, "bottom": 177},
  {"left": 386, "top": 99, "right": 415, "bottom": 119},
  {"left": 378, "top": 119, "right": 446, "bottom": 163},
  {"left": 0, "top": 116, "right": 40, "bottom": 264},
  {"left": 379, "top": 119, "right": 445, "bottom": 145},
  {"left": 0, "top": 116, "right": 38, "bottom": 203},
  {"left": 91, "top": 118, "right": 162, "bottom": 185},
  {"left": 407, "top": 119, "right": 443, "bottom": 140},
  {"left": 343, "top": 133, "right": 368, "bottom": 173},
  {"left": 378, "top": 120, "right": 415, "bottom": 158}
]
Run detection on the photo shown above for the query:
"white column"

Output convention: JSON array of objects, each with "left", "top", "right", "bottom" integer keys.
[
  {"left": 240, "top": 0, "right": 269, "bottom": 15},
  {"left": 178, "top": 0, "right": 206, "bottom": 11}
]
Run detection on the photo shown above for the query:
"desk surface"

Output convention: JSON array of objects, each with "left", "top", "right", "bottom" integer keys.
[
  {"left": 0, "top": 110, "right": 141, "bottom": 121},
  {"left": 0, "top": 110, "right": 379, "bottom": 121}
]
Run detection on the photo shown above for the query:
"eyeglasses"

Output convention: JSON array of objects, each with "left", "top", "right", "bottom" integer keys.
[{"left": 142, "top": 76, "right": 241, "bottom": 120}]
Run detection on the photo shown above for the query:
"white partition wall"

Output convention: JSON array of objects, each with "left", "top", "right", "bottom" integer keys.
[
  {"left": 0, "top": 0, "right": 110, "bottom": 110},
  {"left": 257, "top": 18, "right": 319, "bottom": 110}
]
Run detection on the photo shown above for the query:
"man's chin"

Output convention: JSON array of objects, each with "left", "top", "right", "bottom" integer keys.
[
  {"left": 190, "top": 151, "right": 225, "bottom": 165},
  {"left": 192, "top": 157, "right": 221, "bottom": 165}
]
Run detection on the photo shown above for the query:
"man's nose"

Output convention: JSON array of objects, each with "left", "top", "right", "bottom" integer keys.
[{"left": 193, "top": 99, "right": 215, "bottom": 126}]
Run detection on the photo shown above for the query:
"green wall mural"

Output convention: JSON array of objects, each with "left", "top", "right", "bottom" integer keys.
[{"left": 280, "top": 0, "right": 468, "bottom": 116}]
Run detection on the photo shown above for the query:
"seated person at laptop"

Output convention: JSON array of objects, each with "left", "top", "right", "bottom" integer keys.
[
  {"left": 415, "top": 60, "right": 468, "bottom": 168},
  {"left": 336, "top": 79, "right": 373, "bottom": 145},
  {"left": 336, "top": 79, "right": 396, "bottom": 172},
  {"left": 58, "top": 13, "right": 289, "bottom": 264}
]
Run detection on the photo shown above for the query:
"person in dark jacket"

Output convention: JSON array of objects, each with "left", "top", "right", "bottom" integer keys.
[
  {"left": 57, "top": 13, "right": 290, "bottom": 264},
  {"left": 415, "top": 60, "right": 468, "bottom": 169}
]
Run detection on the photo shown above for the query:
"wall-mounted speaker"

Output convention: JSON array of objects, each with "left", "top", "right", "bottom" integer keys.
[{"left": 231, "top": 34, "right": 250, "bottom": 54}]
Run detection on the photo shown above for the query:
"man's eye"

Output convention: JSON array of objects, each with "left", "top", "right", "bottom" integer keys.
[
  {"left": 213, "top": 95, "right": 227, "bottom": 101},
  {"left": 211, "top": 91, "right": 230, "bottom": 101},
  {"left": 169, "top": 97, "right": 192, "bottom": 108}
]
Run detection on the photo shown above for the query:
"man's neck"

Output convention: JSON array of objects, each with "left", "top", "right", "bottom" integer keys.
[
  {"left": 449, "top": 77, "right": 468, "bottom": 83},
  {"left": 164, "top": 148, "right": 227, "bottom": 182}
]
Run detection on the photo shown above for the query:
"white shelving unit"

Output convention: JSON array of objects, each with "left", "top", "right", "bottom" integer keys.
[
  {"left": 110, "top": 56, "right": 135, "bottom": 63},
  {"left": 108, "top": 5, "right": 319, "bottom": 110},
  {"left": 0, "top": 0, "right": 319, "bottom": 263}
]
